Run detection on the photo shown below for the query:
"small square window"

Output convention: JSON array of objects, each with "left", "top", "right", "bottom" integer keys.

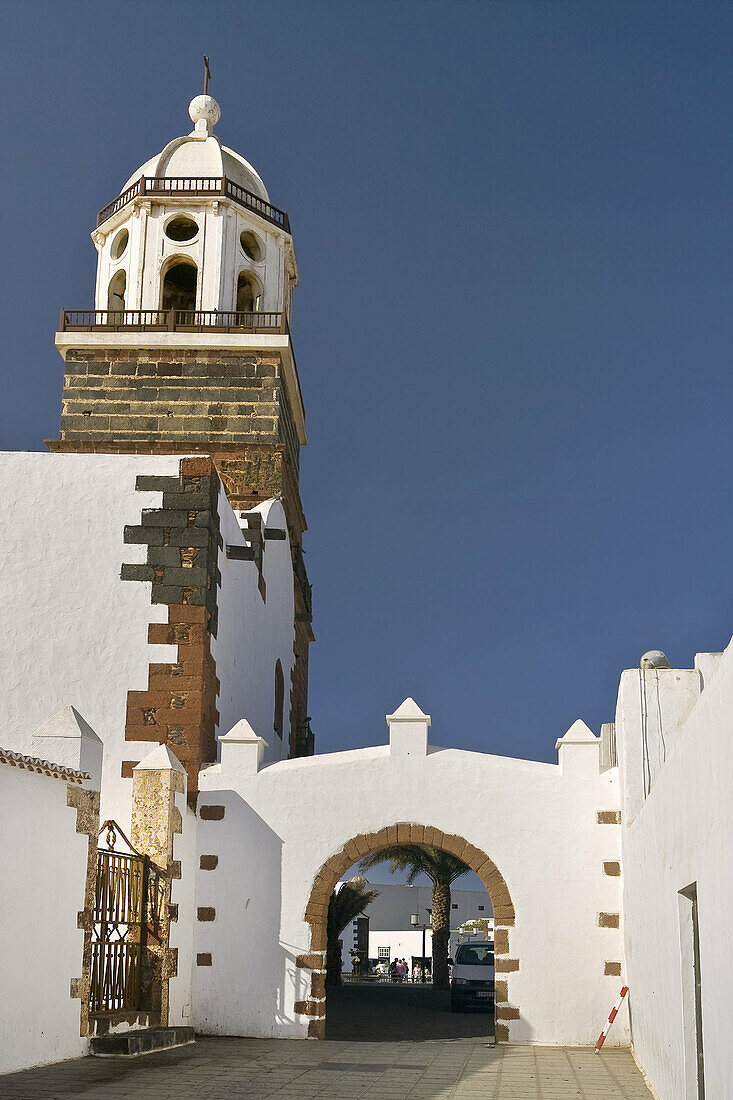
[
  {"left": 452, "top": 903, "right": 458, "bottom": 909},
  {"left": 478, "top": 905, "right": 484, "bottom": 911}
]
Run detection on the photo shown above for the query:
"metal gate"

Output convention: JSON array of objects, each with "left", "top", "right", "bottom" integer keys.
[{"left": 89, "top": 820, "right": 165, "bottom": 1014}]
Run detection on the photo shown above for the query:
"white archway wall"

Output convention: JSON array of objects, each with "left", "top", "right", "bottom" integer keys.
[
  {"left": 298, "top": 822, "right": 517, "bottom": 1040},
  {"left": 193, "top": 718, "right": 628, "bottom": 1046}
]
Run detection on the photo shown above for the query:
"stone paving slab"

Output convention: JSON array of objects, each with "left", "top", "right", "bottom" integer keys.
[{"left": 0, "top": 1037, "right": 652, "bottom": 1099}]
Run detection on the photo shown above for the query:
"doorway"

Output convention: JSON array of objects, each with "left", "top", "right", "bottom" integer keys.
[{"left": 299, "top": 824, "right": 518, "bottom": 1042}]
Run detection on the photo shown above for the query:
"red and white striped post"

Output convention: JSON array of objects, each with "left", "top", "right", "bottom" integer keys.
[{"left": 595, "top": 986, "right": 629, "bottom": 1053}]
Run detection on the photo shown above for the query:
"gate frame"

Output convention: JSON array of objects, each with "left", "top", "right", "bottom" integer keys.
[{"left": 295, "top": 822, "right": 519, "bottom": 1040}]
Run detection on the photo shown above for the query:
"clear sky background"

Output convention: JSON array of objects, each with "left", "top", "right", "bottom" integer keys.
[{"left": 2, "top": 1, "right": 733, "bottom": 769}]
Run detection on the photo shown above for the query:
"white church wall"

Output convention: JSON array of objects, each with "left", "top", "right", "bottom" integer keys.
[
  {"left": 617, "top": 642, "right": 733, "bottom": 1100},
  {"left": 194, "top": 706, "right": 627, "bottom": 1046},
  {"left": 212, "top": 495, "right": 295, "bottom": 766},
  {"left": 0, "top": 451, "right": 181, "bottom": 833},
  {"left": 0, "top": 760, "right": 92, "bottom": 1073}
]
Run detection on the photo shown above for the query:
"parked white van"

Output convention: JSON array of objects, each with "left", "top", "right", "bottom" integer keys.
[{"left": 449, "top": 940, "right": 494, "bottom": 1012}]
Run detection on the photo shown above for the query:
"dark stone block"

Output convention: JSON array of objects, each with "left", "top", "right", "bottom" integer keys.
[
  {"left": 121, "top": 564, "right": 155, "bottom": 582},
  {"left": 151, "top": 584, "right": 183, "bottom": 604},
  {"left": 141, "top": 509, "right": 191, "bottom": 527},
  {"left": 162, "top": 492, "right": 210, "bottom": 510},
  {"left": 168, "top": 528, "right": 210, "bottom": 547},
  {"left": 159, "top": 566, "right": 208, "bottom": 586},
  {"left": 146, "top": 547, "right": 182, "bottom": 567},
  {"left": 135, "top": 475, "right": 181, "bottom": 492},
  {"left": 193, "top": 511, "right": 217, "bottom": 529}
]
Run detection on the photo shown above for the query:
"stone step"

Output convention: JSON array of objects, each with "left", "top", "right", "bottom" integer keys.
[{"left": 90, "top": 1026, "right": 195, "bottom": 1057}]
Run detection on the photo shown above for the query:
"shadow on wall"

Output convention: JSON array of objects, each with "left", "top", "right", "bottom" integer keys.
[{"left": 193, "top": 791, "right": 286, "bottom": 1037}]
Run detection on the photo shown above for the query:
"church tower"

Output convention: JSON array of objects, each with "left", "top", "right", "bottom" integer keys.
[{"left": 49, "top": 91, "right": 314, "bottom": 758}]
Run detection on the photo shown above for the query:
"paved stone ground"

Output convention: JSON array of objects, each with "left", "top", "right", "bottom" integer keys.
[
  {"left": 0, "top": 985, "right": 652, "bottom": 1099},
  {"left": 326, "top": 982, "right": 496, "bottom": 1042}
]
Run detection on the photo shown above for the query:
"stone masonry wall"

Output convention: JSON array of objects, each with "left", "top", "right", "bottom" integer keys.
[
  {"left": 55, "top": 347, "right": 298, "bottom": 473},
  {"left": 50, "top": 344, "right": 313, "bottom": 759}
]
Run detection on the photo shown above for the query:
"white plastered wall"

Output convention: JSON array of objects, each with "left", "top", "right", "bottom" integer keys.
[
  {"left": 193, "top": 710, "right": 627, "bottom": 1046},
  {"left": 0, "top": 765, "right": 91, "bottom": 1073},
  {"left": 617, "top": 643, "right": 733, "bottom": 1099},
  {"left": 212, "top": 494, "right": 295, "bottom": 766},
  {"left": 0, "top": 454, "right": 298, "bottom": 830},
  {"left": 0, "top": 452, "right": 181, "bottom": 833}
]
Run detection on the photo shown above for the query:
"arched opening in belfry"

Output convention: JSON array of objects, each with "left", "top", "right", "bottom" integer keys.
[
  {"left": 107, "top": 270, "right": 126, "bottom": 314},
  {"left": 297, "top": 825, "right": 517, "bottom": 1044},
  {"left": 274, "top": 660, "right": 285, "bottom": 740},
  {"left": 161, "top": 261, "right": 198, "bottom": 313},
  {"left": 236, "top": 272, "right": 259, "bottom": 314}
]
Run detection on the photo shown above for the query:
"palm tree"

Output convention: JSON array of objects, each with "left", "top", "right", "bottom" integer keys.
[
  {"left": 360, "top": 846, "right": 470, "bottom": 990},
  {"left": 326, "top": 876, "right": 379, "bottom": 987}
]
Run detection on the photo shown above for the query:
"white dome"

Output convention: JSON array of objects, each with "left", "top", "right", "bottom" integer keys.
[{"left": 120, "top": 96, "right": 269, "bottom": 202}]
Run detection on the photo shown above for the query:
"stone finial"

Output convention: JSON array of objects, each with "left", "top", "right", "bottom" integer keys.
[
  {"left": 30, "top": 704, "right": 103, "bottom": 789},
  {"left": 219, "top": 718, "right": 268, "bottom": 774},
  {"left": 387, "top": 698, "right": 431, "bottom": 757},
  {"left": 555, "top": 719, "right": 599, "bottom": 774},
  {"left": 189, "top": 94, "right": 221, "bottom": 138},
  {"left": 134, "top": 742, "right": 186, "bottom": 773}
]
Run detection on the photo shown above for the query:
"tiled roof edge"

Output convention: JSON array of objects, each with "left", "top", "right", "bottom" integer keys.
[{"left": 0, "top": 747, "right": 90, "bottom": 784}]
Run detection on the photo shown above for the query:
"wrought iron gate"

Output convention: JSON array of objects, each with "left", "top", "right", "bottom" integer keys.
[{"left": 89, "top": 820, "right": 165, "bottom": 1014}]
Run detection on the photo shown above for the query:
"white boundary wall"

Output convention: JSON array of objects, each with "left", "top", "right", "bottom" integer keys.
[
  {"left": 194, "top": 706, "right": 627, "bottom": 1046},
  {"left": 0, "top": 763, "right": 91, "bottom": 1073},
  {"left": 617, "top": 643, "right": 733, "bottom": 1099}
]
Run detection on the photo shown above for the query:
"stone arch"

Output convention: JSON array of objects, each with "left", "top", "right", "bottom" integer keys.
[
  {"left": 295, "top": 823, "right": 519, "bottom": 1042},
  {"left": 107, "top": 268, "right": 126, "bottom": 313},
  {"left": 161, "top": 257, "right": 198, "bottom": 312},
  {"left": 236, "top": 269, "right": 260, "bottom": 313}
]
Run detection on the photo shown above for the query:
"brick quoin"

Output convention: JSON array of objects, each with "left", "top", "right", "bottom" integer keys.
[{"left": 299, "top": 823, "right": 518, "bottom": 1043}]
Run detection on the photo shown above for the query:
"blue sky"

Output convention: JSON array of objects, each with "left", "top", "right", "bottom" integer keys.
[{"left": 2, "top": 1, "right": 733, "bottom": 767}]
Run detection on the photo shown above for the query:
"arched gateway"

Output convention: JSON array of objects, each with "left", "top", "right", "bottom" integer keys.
[
  {"left": 298, "top": 824, "right": 517, "bottom": 1040},
  {"left": 194, "top": 698, "right": 627, "bottom": 1047}
]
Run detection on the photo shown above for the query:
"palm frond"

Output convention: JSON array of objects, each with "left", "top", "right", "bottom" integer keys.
[
  {"left": 327, "top": 881, "right": 379, "bottom": 939},
  {"left": 359, "top": 844, "right": 470, "bottom": 886}
]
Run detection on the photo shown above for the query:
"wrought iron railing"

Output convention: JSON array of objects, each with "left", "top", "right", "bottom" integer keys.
[
  {"left": 89, "top": 820, "right": 166, "bottom": 1015},
  {"left": 96, "top": 176, "right": 290, "bottom": 233},
  {"left": 60, "top": 309, "right": 287, "bottom": 334}
]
